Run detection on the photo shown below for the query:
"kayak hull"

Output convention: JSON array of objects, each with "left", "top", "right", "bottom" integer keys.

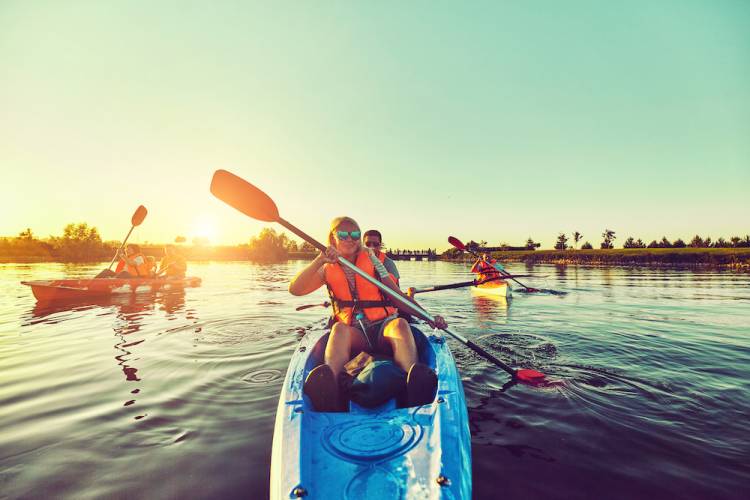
[
  {"left": 270, "top": 327, "right": 472, "bottom": 499},
  {"left": 21, "top": 277, "right": 202, "bottom": 302},
  {"left": 472, "top": 279, "right": 511, "bottom": 297}
]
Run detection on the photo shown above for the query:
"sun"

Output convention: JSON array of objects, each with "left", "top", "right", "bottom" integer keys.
[{"left": 191, "top": 215, "right": 218, "bottom": 244}]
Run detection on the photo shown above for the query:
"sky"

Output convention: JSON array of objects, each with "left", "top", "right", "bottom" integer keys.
[{"left": 1, "top": 1, "right": 748, "bottom": 250}]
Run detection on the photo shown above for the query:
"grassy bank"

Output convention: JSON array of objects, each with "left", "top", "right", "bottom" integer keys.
[{"left": 446, "top": 248, "right": 750, "bottom": 268}]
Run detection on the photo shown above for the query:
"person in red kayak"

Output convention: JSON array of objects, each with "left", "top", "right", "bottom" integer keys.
[
  {"left": 155, "top": 244, "right": 187, "bottom": 279},
  {"left": 289, "top": 216, "right": 447, "bottom": 412},
  {"left": 471, "top": 253, "right": 504, "bottom": 283},
  {"left": 114, "top": 244, "right": 151, "bottom": 278}
]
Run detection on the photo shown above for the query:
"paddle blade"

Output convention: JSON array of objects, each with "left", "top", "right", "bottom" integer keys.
[
  {"left": 516, "top": 369, "right": 546, "bottom": 383},
  {"left": 210, "top": 169, "right": 280, "bottom": 222},
  {"left": 131, "top": 205, "right": 148, "bottom": 226},
  {"left": 448, "top": 236, "right": 466, "bottom": 251}
]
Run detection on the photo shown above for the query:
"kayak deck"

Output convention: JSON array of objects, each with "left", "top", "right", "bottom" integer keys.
[
  {"left": 22, "top": 277, "right": 202, "bottom": 302},
  {"left": 270, "top": 327, "right": 471, "bottom": 499},
  {"left": 472, "top": 279, "right": 511, "bottom": 298}
]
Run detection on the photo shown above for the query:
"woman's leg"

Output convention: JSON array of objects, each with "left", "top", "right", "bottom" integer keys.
[
  {"left": 381, "top": 317, "right": 418, "bottom": 373},
  {"left": 325, "top": 322, "right": 369, "bottom": 378}
]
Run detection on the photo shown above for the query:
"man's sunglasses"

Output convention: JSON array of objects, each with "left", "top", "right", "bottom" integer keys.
[
  {"left": 336, "top": 230, "right": 361, "bottom": 240},
  {"left": 365, "top": 240, "right": 381, "bottom": 248}
]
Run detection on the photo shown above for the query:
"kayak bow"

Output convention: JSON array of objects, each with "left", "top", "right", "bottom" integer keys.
[{"left": 270, "top": 326, "right": 472, "bottom": 499}]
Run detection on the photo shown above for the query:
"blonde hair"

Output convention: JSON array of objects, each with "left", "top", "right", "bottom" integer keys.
[{"left": 328, "top": 216, "right": 361, "bottom": 246}]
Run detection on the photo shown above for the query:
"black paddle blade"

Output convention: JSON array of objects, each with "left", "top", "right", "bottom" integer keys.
[
  {"left": 210, "top": 170, "right": 280, "bottom": 222},
  {"left": 131, "top": 205, "right": 148, "bottom": 226},
  {"left": 448, "top": 236, "right": 466, "bottom": 250}
]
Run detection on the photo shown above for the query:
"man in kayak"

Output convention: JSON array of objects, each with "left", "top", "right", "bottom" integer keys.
[
  {"left": 114, "top": 244, "right": 151, "bottom": 278},
  {"left": 363, "top": 229, "right": 399, "bottom": 284},
  {"left": 156, "top": 244, "right": 187, "bottom": 279},
  {"left": 289, "top": 216, "right": 447, "bottom": 412},
  {"left": 471, "top": 252, "right": 504, "bottom": 283}
]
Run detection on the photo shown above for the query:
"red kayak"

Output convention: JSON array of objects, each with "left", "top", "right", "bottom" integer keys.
[{"left": 22, "top": 277, "right": 202, "bottom": 302}]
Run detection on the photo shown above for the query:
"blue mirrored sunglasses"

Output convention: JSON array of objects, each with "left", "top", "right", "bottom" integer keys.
[{"left": 336, "top": 230, "right": 361, "bottom": 240}]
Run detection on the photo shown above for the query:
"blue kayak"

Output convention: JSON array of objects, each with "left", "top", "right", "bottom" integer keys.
[{"left": 270, "top": 326, "right": 472, "bottom": 499}]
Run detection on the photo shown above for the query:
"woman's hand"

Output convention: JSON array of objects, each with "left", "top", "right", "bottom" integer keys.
[
  {"left": 428, "top": 315, "right": 447, "bottom": 330},
  {"left": 319, "top": 245, "right": 340, "bottom": 264}
]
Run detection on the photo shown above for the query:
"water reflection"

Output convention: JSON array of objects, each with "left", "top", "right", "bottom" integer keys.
[
  {"left": 26, "top": 288, "right": 196, "bottom": 413},
  {"left": 471, "top": 293, "right": 510, "bottom": 325}
]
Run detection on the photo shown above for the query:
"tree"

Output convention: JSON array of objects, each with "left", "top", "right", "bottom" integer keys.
[
  {"left": 573, "top": 231, "right": 582, "bottom": 250},
  {"left": 673, "top": 238, "right": 686, "bottom": 248},
  {"left": 689, "top": 235, "right": 705, "bottom": 248},
  {"left": 247, "top": 227, "right": 291, "bottom": 262},
  {"left": 525, "top": 238, "right": 538, "bottom": 250},
  {"left": 647, "top": 240, "right": 659, "bottom": 248},
  {"left": 601, "top": 229, "right": 616, "bottom": 249},
  {"left": 300, "top": 241, "right": 316, "bottom": 253},
  {"left": 730, "top": 236, "right": 741, "bottom": 247},
  {"left": 18, "top": 228, "right": 34, "bottom": 240},
  {"left": 581, "top": 241, "right": 593, "bottom": 250},
  {"left": 636, "top": 238, "right": 646, "bottom": 248},
  {"left": 659, "top": 237, "right": 672, "bottom": 248},
  {"left": 554, "top": 233, "right": 568, "bottom": 250},
  {"left": 466, "top": 240, "right": 480, "bottom": 252},
  {"left": 714, "top": 237, "right": 729, "bottom": 248},
  {"left": 50, "top": 222, "right": 109, "bottom": 261},
  {"left": 623, "top": 237, "right": 637, "bottom": 248},
  {"left": 174, "top": 236, "right": 187, "bottom": 244}
]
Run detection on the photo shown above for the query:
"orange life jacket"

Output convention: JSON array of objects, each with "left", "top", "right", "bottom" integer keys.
[
  {"left": 324, "top": 250, "right": 398, "bottom": 325},
  {"left": 471, "top": 259, "right": 501, "bottom": 281},
  {"left": 119, "top": 253, "right": 151, "bottom": 277}
]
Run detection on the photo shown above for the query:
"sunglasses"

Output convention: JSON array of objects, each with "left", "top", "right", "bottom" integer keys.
[
  {"left": 336, "top": 230, "right": 361, "bottom": 240},
  {"left": 365, "top": 240, "right": 381, "bottom": 248}
]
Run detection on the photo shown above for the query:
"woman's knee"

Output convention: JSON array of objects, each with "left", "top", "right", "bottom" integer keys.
[{"left": 383, "top": 317, "right": 412, "bottom": 340}]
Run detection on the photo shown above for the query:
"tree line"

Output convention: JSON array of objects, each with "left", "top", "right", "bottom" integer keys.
[
  {"left": 1, "top": 224, "right": 115, "bottom": 262},
  {"left": 553, "top": 230, "right": 750, "bottom": 250}
]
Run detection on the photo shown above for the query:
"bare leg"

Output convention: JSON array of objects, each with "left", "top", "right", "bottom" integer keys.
[
  {"left": 381, "top": 317, "right": 418, "bottom": 373},
  {"left": 325, "top": 322, "right": 368, "bottom": 378}
]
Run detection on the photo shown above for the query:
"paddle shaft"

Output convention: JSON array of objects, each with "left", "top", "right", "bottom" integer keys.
[
  {"left": 412, "top": 275, "right": 534, "bottom": 294},
  {"left": 107, "top": 225, "right": 136, "bottom": 271},
  {"left": 277, "top": 218, "right": 518, "bottom": 377}
]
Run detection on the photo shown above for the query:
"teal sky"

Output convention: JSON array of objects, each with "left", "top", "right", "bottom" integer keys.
[{"left": 1, "top": 1, "right": 748, "bottom": 250}]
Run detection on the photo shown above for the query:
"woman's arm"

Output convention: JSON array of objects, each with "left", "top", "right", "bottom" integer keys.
[{"left": 289, "top": 254, "right": 328, "bottom": 296}]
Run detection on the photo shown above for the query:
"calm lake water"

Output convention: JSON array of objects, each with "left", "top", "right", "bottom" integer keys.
[{"left": 1, "top": 261, "right": 749, "bottom": 499}]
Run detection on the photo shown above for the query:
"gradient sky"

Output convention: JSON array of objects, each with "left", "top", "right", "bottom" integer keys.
[{"left": 1, "top": 1, "right": 748, "bottom": 250}]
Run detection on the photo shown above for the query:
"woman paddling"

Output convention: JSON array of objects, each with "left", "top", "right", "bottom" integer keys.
[{"left": 289, "top": 216, "right": 447, "bottom": 412}]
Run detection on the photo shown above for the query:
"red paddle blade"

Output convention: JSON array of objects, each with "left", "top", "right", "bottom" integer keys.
[
  {"left": 131, "top": 205, "right": 147, "bottom": 226},
  {"left": 516, "top": 369, "right": 546, "bottom": 382},
  {"left": 448, "top": 236, "right": 466, "bottom": 250},
  {"left": 210, "top": 169, "right": 280, "bottom": 222}
]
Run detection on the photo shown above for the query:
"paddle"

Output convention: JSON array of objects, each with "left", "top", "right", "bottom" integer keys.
[
  {"left": 295, "top": 301, "right": 331, "bottom": 311},
  {"left": 411, "top": 275, "right": 536, "bottom": 294},
  {"left": 210, "top": 169, "right": 545, "bottom": 383},
  {"left": 448, "top": 236, "right": 545, "bottom": 293},
  {"left": 105, "top": 205, "right": 148, "bottom": 272}
]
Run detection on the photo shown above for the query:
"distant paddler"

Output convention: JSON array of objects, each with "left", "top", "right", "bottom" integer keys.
[
  {"left": 156, "top": 244, "right": 187, "bottom": 279},
  {"left": 471, "top": 252, "right": 505, "bottom": 282}
]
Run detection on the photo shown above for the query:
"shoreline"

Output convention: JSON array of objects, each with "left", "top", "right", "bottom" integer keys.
[{"left": 2, "top": 248, "right": 749, "bottom": 269}]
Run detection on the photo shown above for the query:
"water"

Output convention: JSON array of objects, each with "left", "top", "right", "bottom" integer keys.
[{"left": 1, "top": 261, "right": 749, "bottom": 499}]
